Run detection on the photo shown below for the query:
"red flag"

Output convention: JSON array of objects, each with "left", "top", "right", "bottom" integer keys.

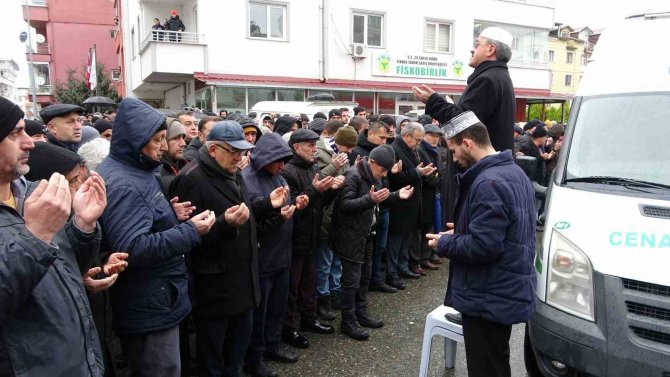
[{"left": 85, "top": 48, "right": 92, "bottom": 90}]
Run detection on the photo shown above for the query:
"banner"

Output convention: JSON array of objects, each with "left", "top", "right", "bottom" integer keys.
[{"left": 371, "top": 52, "right": 472, "bottom": 81}]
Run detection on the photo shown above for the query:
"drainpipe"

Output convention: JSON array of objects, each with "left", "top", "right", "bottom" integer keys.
[{"left": 320, "top": 0, "right": 328, "bottom": 82}]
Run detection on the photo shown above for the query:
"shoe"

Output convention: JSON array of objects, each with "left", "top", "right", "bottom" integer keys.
[
  {"left": 244, "top": 361, "right": 278, "bottom": 377},
  {"left": 340, "top": 318, "right": 370, "bottom": 341},
  {"left": 264, "top": 347, "right": 298, "bottom": 364},
  {"left": 331, "top": 291, "right": 341, "bottom": 310},
  {"left": 300, "top": 318, "right": 335, "bottom": 334},
  {"left": 410, "top": 265, "right": 427, "bottom": 276},
  {"left": 429, "top": 256, "right": 443, "bottom": 265},
  {"left": 420, "top": 261, "right": 439, "bottom": 270},
  {"left": 357, "top": 312, "right": 384, "bottom": 329},
  {"left": 317, "top": 295, "right": 336, "bottom": 321},
  {"left": 369, "top": 282, "right": 398, "bottom": 293},
  {"left": 400, "top": 270, "right": 421, "bottom": 279},
  {"left": 386, "top": 278, "right": 406, "bottom": 290},
  {"left": 281, "top": 328, "right": 309, "bottom": 349},
  {"left": 445, "top": 311, "right": 462, "bottom": 325}
]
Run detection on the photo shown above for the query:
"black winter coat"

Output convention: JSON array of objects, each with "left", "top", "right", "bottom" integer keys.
[
  {"left": 183, "top": 138, "right": 202, "bottom": 162},
  {"left": 164, "top": 16, "right": 185, "bottom": 31},
  {"left": 388, "top": 137, "right": 423, "bottom": 233},
  {"left": 419, "top": 141, "right": 444, "bottom": 225},
  {"left": 170, "top": 147, "right": 276, "bottom": 317},
  {"left": 425, "top": 60, "right": 515, "bottom": 152}
]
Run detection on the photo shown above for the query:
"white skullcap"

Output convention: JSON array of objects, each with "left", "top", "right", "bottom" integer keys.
[
  {"left": 480, "top": 27, "right": 513, "bottom": 48},
  {"left": 443, "top": 111, "right": 482, "bottom": 139}
]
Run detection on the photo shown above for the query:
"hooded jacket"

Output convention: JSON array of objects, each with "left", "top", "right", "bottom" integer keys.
[
  {"left": 97, "top": 98, "right": 201, "bottom": 334},
  {"left": 0, "top": 177, "right": 103, "bottom": 377},
  {"left": 242, "top": 133, "right": 294, "bottom": 275},
  {"left": 425, "top": 60, "right": 515, "bottom": 152},
  {"left": 183, "top": 137, "right": 202, "bottom": 162},
  {"left": 437, "top": 151, "right": 536, "bottom": 325}
]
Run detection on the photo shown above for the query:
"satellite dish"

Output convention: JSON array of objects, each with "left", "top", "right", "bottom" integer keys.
[
  {"left": 35, "top": 34, "right": 45, "bottom": 43},
  {"left": 35, "top": 76, "right": 45, "bottom": 85}
]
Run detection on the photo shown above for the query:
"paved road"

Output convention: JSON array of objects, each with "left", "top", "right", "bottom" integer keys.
[{"left": 270, "top": 260, "right": 528, "bottom": 377}]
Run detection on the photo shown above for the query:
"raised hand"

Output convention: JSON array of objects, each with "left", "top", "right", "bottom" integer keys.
[
  {"left": 83, "top": 267, "right": 118, "bottom": 294},
  {"left": 416, "top": 162, "right": 437, "bottom": 176},
  {"left": 190, "top": 209, "right": 216, "bottom": 235},
  {"left": 295, "top": 194, "right": 309, "bottom": 210},
  {"left": 354, "top": 155, "right": 362, "bottom": 166},
  {"left": 412, "top": 84, "right": 436, "bottom": 103},
  {"left": 425, "top": 233, "right": 443, "bottom": 250},
  {"left": 331, "top": 152, "right": 349, "bottom": 170},
  {"left": 391, "top": 160, "right": 402, "bottom": 174},
  {"left": 224, "top": 203, "right": 250, "bottom": 227},
  {"left": 331, "top": 175, "right": 345, "bottom": 190},
  {"left": 72, "top": 171, "right": 107, "bottom": 233},
  {"left": 311, "top": 172, "right": 335, "bottom": 192},
  {"left": 171, "top": 196, "right": 196, "bottom": 221},
  {"left": 237, "top": 153, "right": 250, "bottom": 170},
  {"left": 280, "top": 204, "right": 296, "bottom": 221},
  {"left": 269, "top": 186, "right": 289, "bottom": 208},
  {"left": 369, "top": 185, "right": 390, "bottom": 203},
  {"left": 24, "top": 173, "right": 72, "bottom": 243},
  {"left": 398, "top": 185, "right": 414, "bottom": 200},
  {"left": 103, "top": 252, "right": 129, "bottom": 276}
]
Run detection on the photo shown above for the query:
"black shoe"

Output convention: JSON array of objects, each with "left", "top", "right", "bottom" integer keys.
[
  {"left": 281, "top": 328, "right": 309, "bottom": 349},
  {"left": 317, "top": 295, "right": 336, "bottom": 321},
  {"left": 400, "top": 270, "right": 421, "bottom": 280},
  {"left": 429, "top": 256, "right": 443, "bottom": 265},
  {"left": 300, "top": 318, "right": 335, "bottom": 334},
  {"left": 369, "top": 282, "right": 398, "bottom": 293},
  {"left": 340, "top": 318, "right": 370, "bottom": 341},
  {"left": 264, "top": 347, "right": 298, "bottom": 364},
  {"left": 357, "top": 312, "right": 384, "bottom": 329},
  {"left": 244, "top": 361, "right": 278, "bottom": 377},
  {"left": 386, "top": 278, "right": 406, "bottom": 290},
  {"left": 445, "top": 311, "right": 462, "bottom": 325}
]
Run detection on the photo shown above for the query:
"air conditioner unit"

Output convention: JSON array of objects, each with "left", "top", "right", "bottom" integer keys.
[{"left": 351, "top": 43, "right": 367, "bottom": 58}]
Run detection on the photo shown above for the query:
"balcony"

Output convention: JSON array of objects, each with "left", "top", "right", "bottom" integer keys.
[
  {"left": 138, "top": 31, "right": 206, "bottom": 84},
  {"left": 28, "top": 85, "right": 53, "bottom": 95},
  {"left": 22, "top": 0, "right": 49, "bottom": 25}
]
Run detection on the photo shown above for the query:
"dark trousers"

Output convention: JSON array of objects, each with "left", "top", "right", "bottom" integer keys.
[
  {"left": 419, "top": 221, "right": 437, "bottom": 263},
  {"left": 461, "top": 314, "right": 513, "bottom": 377},
  {"left": 246, "top": 268, "right": 290, "bottom": 365},
  {"left": 284, "top": 253, "right": 317, "bottom": 329},
  {"left": 196, "top": 311, "right": 253, "bottom": 377},
  {"left": 340, "top": 237, "right": 374, "bottom": 319},
  {"left": 371, "top": 211, "right": 389, "bottom": 285},
  {"left": 120, "top": 324, "right": 180, "bottom": 377}
]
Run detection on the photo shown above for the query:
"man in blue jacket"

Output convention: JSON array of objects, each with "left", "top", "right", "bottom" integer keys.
[
  {"left": 98, "top": 98, "right": 216, "bottom": 377},
  {"left": 427, "top": 111, "right": 536, "bottom": 377}
]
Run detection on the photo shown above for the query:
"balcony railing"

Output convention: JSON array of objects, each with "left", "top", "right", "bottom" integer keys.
[
  {"left": 140, "top": 31, "right": 205, "bottom": 52},
  {"left": 29, "top": 85, "right": 53, "bottom": 94},
  {"left": 26, "top": 0, "right": 47, "bottom": 6}
]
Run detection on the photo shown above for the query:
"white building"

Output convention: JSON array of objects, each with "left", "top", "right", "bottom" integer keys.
[
  {"left": 0, "top": 59, "right": 21, "bottom": 103},
  {"left": 117, "top": 0, "right": 556, "bottom": 117}
]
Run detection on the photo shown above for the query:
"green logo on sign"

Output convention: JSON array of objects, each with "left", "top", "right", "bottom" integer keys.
[
  {"left": 452, "top": 60, "right": 464, "bottom": 77},
  {"left": 377, "top": 54, "right": 391, "bottom": 74},
  {"left": 554, "top": 221, "right": 571, "bottom": 230}
]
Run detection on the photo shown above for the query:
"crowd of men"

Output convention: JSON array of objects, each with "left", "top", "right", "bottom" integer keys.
[{"left": 1, "top": 26, "right": 540, "bottom": 377}]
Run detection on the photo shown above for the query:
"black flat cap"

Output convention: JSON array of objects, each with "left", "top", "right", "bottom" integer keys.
[
  {"left": 288, "top": 128, "right": 319, "bottom": 146},
  {"left": 40, "top": 104, "right": 85, "bottom": 124}
]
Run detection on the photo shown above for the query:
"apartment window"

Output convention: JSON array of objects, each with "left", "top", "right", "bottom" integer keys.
[
  {"left": 424, "top": 21, "right": 452, "bottom": 53},
  {"left": 249, "top": 2, "right": 287, "bottom": 40},
  {"left": 565, "top": 74, "right": 572, "bottom": 86},
  {"left": 474, "top": 21, "right": 547, "bottom": 64},
  {"left": 582, "top": 54, "right": 588, "bottom": 66},
  {"left": 111, "top": 69, "right": 121, "bottom": 81},
  {"left": 131, "top": 27, "right": 136, "bottom": 57},
  {"left": 566, "top": 51, "right": 574, "bottom": 64},
  {"left": 548, "top": 50, "right": 555, "bottom": 62},
  {"left": 352, "top": 12, "right": 384, "bottom": 47},
  {"left": 109, "top": 29, "right": 116, "bottom": 38}
]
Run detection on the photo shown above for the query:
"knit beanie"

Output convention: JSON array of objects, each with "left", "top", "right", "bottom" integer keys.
[
  {"left": 25, "top": 119, "right": 47, "bottom": 137},
  {"left": 334, "top": 125, "right": 357, "bottom": 148},
  {"left": 369, "top": 144, "right": 396, "bottom": 170},
  {"left": 308, "top": 118, "right": 327, "bottom": 135},
  {"left": 531, "top": 125, "right": 548, "bottom": 138},
  {"left": 0, "top": 96, "right": 25, "bottom": 143},
  {"left": 25, "top": 141, "right": 84, "bottom": 181},
  {"left": 81, "top": 126, "right": 101, "bottom": 144},
  {"left": 92, "top": 118, "right": 113, "bottom": 134},
  {"left": 166, "top": 117, "right": 185, "bottom": 140}
]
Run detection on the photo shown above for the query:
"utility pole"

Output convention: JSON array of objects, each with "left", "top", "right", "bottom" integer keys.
[{"left": 23, "top": 0, "right": 39, "bottom": 119}]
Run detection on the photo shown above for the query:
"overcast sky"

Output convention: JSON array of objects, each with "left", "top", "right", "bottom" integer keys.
[{"left": 1, "top": 0, "right": 668, "bottom": 88}]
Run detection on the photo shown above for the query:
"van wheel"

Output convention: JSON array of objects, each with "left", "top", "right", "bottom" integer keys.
[{"left": 524, "top": 325, "right": 544, "bottom": 377}]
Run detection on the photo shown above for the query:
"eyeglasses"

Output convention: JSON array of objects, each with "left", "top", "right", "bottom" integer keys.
[{"left": 214, "top": 143, "right": 243, "bottom": 156}]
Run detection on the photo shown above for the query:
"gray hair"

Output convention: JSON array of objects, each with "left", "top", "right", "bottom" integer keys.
[
  {"left": 348, "top": 116, "right": 369, "bottom": 132},
  {"left": 205, "top": 140, "right": 224, "bottom": 149},
  {"left": 77, "top": 138, "right": 110, "bottom": 172},
  {"left": 400, "top": 122, "right": 425, "bottom": 136},
  {"left": 485, "top": 37, "right": 512, "bottom": 63}
]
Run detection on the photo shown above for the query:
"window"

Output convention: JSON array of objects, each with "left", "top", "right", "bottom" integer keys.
[
  {"left": 565, "top": 74, "right": 572, "bottom": 86},
  {"left": 109, "top": 29, "right": 116, "bottom": 38},
  {"left": 582, "top": 54, "right": 588, "bottom": 66},
  {"left": 249, "top": 2, "right": 287, "bottom": 40},
  {"left": 248, "top": 88, "right": 276, "bottom": 108},
  {"left": 566, "top": 51, "right": 574, "bottom": 64},
  {"left": 111, "top": 69, "right": 121, "bottom": 80},
  {"left": 131, "top": 27, "right": 136, "bottom": 57},
  {"left": 474, "top": 21, "right": 547, "bottom": 64},
  {"left": 548, "top": 50, "right": 555, "bottom": 62},
  {"left": 216, "top": 87, "right": 246, "bottom": 114},
  {"left": 277, "top": 89, "right": 304, "bottom": 101},
  {"left": 353, "top": 12, "right": 384, "bottom": 47},
  {"left": 424, "top": 21, "right": 452, "bottom": 53}
]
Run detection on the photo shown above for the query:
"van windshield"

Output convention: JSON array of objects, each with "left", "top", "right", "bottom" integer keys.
[{"left": 565, "top": 92, "right": 670, "bottom": 186}]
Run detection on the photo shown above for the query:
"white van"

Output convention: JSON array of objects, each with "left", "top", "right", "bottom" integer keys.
[
  {"left": 524, "top": 12, "right": 670, "bottom": 377},
  {"left": 250, "top": 97, "right": 358, "bottom": 122}
]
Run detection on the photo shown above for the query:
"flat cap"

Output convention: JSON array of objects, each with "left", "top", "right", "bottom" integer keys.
[
  {"left": 40, "top": 104, "right": 85, "bottom": 124},
  {"left": 288, "top": 128, "right": 320, "bottom": 146},
  {"left": 424, "top": 124, "right": 444, "bottom": 135}
]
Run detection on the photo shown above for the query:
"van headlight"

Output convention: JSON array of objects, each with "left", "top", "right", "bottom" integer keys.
[{"left": 546, "top": 230, "right": 595, "bottom": 321}]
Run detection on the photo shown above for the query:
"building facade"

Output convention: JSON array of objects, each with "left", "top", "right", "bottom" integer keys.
[
  {"left": 22, "top": 0, "right": 119, "bottom": 106},
  {"left": 547, "top": 25, "right": 586, "bottom": 95},
  {"left": 117, "top": 0, "right": 559, "bottom": 119}
]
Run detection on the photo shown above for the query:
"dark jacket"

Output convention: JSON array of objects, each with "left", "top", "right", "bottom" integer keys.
[
  {"left": 164, "top": 16, "right": 185, "bottom": 31},
  {"left": 437, "top": 150, "right": 536, "bottom": 325},
  {"left": 0, "top": 177, "right": 103, "bottom": 377},
  {"left": 241, "top": 133, "right": 294, "bottom": 276},
  {"left": 518, "top": 137, "right": 545, "bottom": 183},
  {"left": 425, "top": 60, "right": 515, "bottom": 152},
  {"left": 349, "top": 130, "right": 376, "bottom": 163},
  {"left": 281, "top": 152, "right": 334, "bottom": 255},
  {"left": 46, "top": 131, "right": 79, "bottom": 152},
  {"left": 331, "top": 160, "right": 402, "bottom": 263},
  {"left": 388, "top": 136, "right": 423, "bottom": 233},
  {"left": 98, "top": 98, "right": 200, "bottom": 335},
  {"left": 419, "top": 141, "right": 444, "bottom": 225},
  {"left": 183, "top": 137, "right": 202, "bottom": 162},
  {"left": 160, "top": 155, "right": 187, "bottom": 195},
  {"left": 171, "top": 147, "right": 275, "bottom": 317}
]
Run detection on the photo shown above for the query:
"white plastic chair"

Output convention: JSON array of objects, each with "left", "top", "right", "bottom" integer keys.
[{"left": 418, "top": 305, "right": 464, "bottom": 377}]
